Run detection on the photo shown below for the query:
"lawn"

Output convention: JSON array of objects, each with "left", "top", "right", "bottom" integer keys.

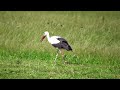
[{"left": 0, "top": 11, "right": 120, "bottom": 79}]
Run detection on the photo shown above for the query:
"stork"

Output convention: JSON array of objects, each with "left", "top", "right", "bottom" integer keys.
[{"left": 41, "top": 31, "right": 72, "bottom": 64}]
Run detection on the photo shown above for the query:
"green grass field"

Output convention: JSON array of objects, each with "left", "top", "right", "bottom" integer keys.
[{"left": 0, "top": 11, "right": 120, "bottom": 79}]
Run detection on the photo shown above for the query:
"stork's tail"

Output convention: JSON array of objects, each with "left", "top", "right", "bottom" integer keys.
[{"left": 67, "top": 45, "right": 72, "bottom": 51}]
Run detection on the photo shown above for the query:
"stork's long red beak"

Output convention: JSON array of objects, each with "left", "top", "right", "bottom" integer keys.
[{"left": 41, "top": 35, "right": 46, "bottom": 42}]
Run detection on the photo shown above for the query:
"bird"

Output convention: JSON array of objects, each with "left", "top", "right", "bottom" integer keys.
[{"left": 41, "top": 31, "right": 72, "bottom": 64}]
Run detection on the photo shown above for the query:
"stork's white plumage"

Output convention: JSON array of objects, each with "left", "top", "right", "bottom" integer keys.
[{"left": 41, "top": 31, "right": 72, "bottom": 63}]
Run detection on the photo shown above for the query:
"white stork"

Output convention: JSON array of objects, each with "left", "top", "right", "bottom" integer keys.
[{"left": 41, "top": 31, "right": 72, "bottom": 63}]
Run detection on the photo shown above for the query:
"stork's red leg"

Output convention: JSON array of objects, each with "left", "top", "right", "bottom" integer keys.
[
  {"left": 60, "top": 49, "right": 66, "bottom": 64},
  {"left": 61, "top": 49, "right": 64, "bottom": 58},
  {"left": 54, "top": 48, "right": 59, "bottom": 64}
]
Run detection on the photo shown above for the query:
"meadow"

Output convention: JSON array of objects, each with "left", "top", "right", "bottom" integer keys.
[{"left": 0, "top": 11, "right": 120, "bottom": 79}]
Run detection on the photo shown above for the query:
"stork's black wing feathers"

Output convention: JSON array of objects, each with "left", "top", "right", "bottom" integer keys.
[
  {"left": 57, "top": 38, "right": 72, "bottom": 51},
  {"left": 57, "top": 38, "right": 68, "bottom": 44}
]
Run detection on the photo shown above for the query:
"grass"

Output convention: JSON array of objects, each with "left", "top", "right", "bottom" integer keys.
[{"left": 0, "top": 11, "right": 120, "bottom": 79}]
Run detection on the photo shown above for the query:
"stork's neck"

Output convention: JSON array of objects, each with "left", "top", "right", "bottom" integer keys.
[{"left": 46, "top": 33, "right": 50, "bottom": 41}]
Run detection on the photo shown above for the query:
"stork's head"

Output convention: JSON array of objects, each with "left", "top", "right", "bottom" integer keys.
[
  {"left": 44, "top": 31, "right": 49, "bottom": 36},
  {"left": 41, "top": 31, "right": 49, "bottom": 42}
]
